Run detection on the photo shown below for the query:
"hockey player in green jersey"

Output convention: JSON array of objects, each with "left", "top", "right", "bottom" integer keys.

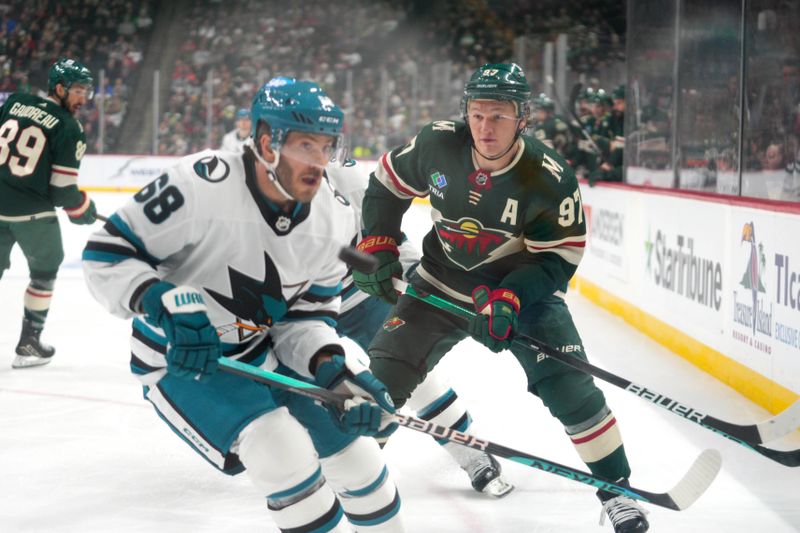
[
  {"left": 0, "top": 58, "right": 97, "bottom": 368},
  {"left": 353, "top": 63, "right": 649, "bottom": 533},
  {"left": 532, "top": 93, "right": 571, "bottom": 157},
  {"left": 588, "top": 87, "right": 625, "bottom": 186}
]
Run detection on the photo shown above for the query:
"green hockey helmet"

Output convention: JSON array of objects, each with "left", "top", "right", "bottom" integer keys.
[
  {"left": 593, "top": 89, "right": 613, "bottom": 106},
  {"left": 461, "top": 63, "right": 532, "bottom": 120},
  {"left": 578, "top": 87, "right": 596, "bottom": 102},
  {"left": 48, "top": 58, "right": 94, "bottom": 98},
  {"left": 533, "top": 93, "right": 555, "bottom": 112}
]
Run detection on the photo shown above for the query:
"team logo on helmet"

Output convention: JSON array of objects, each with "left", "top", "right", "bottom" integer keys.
[
  {"left": 193, "top": 155, "right": 230, "bottom": 182},
  {"left": 435, "top": 217, "right": 514, "bottom": 270}
]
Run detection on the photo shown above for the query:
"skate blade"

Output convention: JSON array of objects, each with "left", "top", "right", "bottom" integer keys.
[
  {"left": 12, "top": 354, "right": 53, "bottom": 368},
  {"left": 482, "top": 476, "right": 515, "bottom": 498}
]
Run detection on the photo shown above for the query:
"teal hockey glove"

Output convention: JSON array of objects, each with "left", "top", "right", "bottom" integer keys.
[
  {"left": 315, "top": 353, "right": 398, "bottom": 438},
  {"left": 352, "top": 236, "right": 402, "bottom": 304},
  {"left": 141, "top": 281, "right": 221, "bottom": 381},
  {"left": 64, "top": 191, "right": 97, "bottom": 225},
  {"left": 467, "top": 286, "right": 520, "bottom": 353}
]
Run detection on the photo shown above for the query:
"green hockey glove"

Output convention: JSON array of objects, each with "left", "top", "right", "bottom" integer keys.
[
  {"left": 467, "top": 286, "right": 520, "bottom": 353},
  {"left": 352, "top": 236, "right": 402, "bottom": 304},
  {"left": 64, "top": 191, "right": 97, "bottom": 225}
]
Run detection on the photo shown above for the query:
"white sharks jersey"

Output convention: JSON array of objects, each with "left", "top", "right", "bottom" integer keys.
[
  {"left": 326, "top": 161, "right": 420, "bottom": 314},
  {"left": 83, "top": 148, "right": 359, "bottom": 383}
]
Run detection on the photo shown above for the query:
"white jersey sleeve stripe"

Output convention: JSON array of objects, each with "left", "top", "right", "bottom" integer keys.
[
  {"left": 50, "top": 172, "right": 78, "bottom": 188},
  {"left": 524, "top": 234, "right": 587, "bottom": 248},
  {"left": 527, "top": 243, "right": 585, "bottom": 265}
]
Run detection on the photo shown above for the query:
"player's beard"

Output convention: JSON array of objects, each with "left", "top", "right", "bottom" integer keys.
[{"left": 274, "top": 156, "right": 323, "bottom": 204}]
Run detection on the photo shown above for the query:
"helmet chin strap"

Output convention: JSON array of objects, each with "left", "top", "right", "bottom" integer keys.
[{"left": 247, "top": 138, "right": 295, "bottom": 203}]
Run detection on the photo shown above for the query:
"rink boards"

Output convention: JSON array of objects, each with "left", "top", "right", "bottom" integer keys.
[{"left": 577, "top": 182, "right": 800, "bottom": 413}]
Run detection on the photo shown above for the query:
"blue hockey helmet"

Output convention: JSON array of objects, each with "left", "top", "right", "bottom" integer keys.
[{"left": 250, "top": 77, "right": 344, "bottom": 152}]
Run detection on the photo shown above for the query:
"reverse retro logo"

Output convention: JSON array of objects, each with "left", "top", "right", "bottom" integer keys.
[{"left": 193, "top": 155, "right": 230, "bottom": 182}]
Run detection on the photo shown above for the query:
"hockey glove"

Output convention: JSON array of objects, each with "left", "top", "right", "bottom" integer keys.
[
  {"left": 467, "top": 286, "right": 520, "bottom": 353},
  {"left": 315, "top": 352, "right": 398, "bottom": 438},
  {"left": 352, "top": 236, "right": 403, "bottom": 304},
  {"left": 64, "top": 191, "right": 97, "bottom": 225},
  {"left": 141, "top": 281, "right": 221, "bottom": 381}
]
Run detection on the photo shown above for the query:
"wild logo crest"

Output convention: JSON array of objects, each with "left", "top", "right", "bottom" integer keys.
[
  {"left": 206, "top": 252, "right": 287, "bottom": 331},
  {"left": 434, "top": 216, "right": 514, "bottom": 270},
  {"left": 382, "top": 316, "right": 405, "bottom": 332}
]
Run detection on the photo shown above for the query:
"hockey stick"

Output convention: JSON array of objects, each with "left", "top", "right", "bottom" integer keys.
[
  {"left": 218, "top": 357, "right": 720, "bottom": 511},
  {"left": 391, "top": 279, "right": 800, "bottom": 466}
]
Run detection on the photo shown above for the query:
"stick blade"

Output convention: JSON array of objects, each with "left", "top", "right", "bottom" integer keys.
[
  {"left": 338, "top": 246, "right": 379, "bottom": 273},
  {"left": 757, "top": 399, "right": 800, "bottom": 443},
  {"left": 756, "top": 444, "right": 800, "bottom": 467},
  {"left": 666, "top": 449, "right": 722, "bottom": 510}
]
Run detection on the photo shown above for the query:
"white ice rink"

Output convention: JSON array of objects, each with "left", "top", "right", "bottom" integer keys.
[{"left": 1, "top": 193, "right": 798, "bottom": 532}]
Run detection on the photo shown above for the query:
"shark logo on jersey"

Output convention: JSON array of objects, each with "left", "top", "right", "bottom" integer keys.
[
  {"left": 435, "top": 216, "right": 515, "bottom": 270},
  {"left": 206, "top": 252, "right": 287, "bottom": 327},
  {"left": 193, "top": 155, "right": 230, "bottom": 183}
]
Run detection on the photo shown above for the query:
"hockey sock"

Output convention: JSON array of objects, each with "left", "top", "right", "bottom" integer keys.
[{"left": 23, "top": 278, "right": 55, "bottom": 327}]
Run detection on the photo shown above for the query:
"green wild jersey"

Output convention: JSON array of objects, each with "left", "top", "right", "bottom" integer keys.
[
  {"left": 362, "top": 120, "right": 587, "bottom": 307},
  {"left": 0, "top": 93, "right": 86, "bottom": 218}
]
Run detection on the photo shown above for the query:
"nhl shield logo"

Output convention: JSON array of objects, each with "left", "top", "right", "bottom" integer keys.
[
  {"left": 382, "top": 316, "right": 406, "bottom": 332},
  {"left": 276, "top": 216, "right": 292, "bottom": 232},
  {"left": 468, "top": 169, "right": 492, "bottom": 191}
]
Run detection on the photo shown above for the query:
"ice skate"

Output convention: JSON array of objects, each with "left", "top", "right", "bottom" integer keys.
[
  {"left": 597, "top": 479, "right": 649, "bottom": 532},
  {"left": 464, "top": 452, "right": 515, "bottom": 498},
  {"left": 12, "top": 319, "right": 55, "bottom": 369}
]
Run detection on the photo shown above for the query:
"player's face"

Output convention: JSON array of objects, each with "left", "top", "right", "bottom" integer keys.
[
  {"left": 236, "top": 117, "right": 251, "bottom": 136},
  {"left": 63, "top": 83, "right": 91, "bottom": 115},
  {"left": 275, "top": 131, "right": 337, "bottom": 203},
  {"left": 467, "top": 99, "right": 521, "bottom": 159}
]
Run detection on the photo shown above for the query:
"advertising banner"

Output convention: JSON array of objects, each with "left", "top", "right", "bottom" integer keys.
[{"left": 579, "top": 183, "right": 800, "bottom": 395}]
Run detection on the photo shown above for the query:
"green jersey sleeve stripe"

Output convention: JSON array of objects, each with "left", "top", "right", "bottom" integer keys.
[{"left": 375, "top": 152, "right": 427, "bottom": 199}]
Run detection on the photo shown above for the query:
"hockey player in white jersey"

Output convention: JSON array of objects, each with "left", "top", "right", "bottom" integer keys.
[
  {"left": 83, "top": 78, "right": 404, "bottom": 532},
  {"left": 219, "top": 107, "right": 251, "bottom": 152},
  {"left": 327, "top": 162, "right": 514, "bottom": 498}
]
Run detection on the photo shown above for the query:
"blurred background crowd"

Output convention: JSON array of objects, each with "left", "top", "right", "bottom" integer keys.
[{"left": 1, "top": 0, "right": 798, "bottom": 200}]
